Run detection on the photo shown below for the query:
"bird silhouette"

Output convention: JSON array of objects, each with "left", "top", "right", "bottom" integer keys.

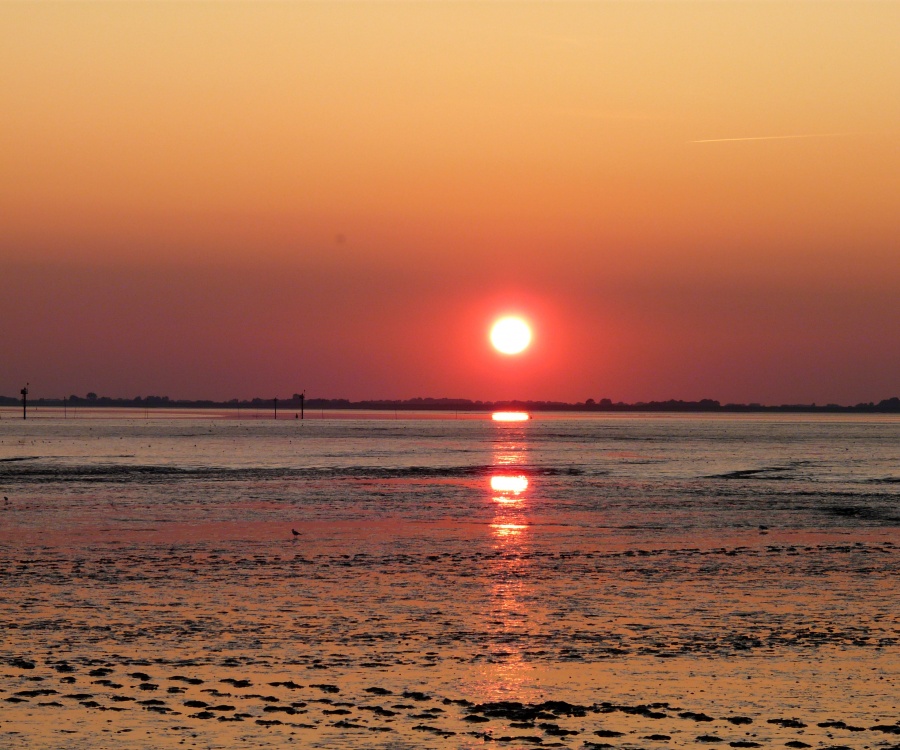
[{"left": 291, "top": 528, "right": 300, "bottom": 536}]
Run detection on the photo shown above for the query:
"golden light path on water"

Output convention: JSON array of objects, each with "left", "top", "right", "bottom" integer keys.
[
  {"left": 491, "top": 411, "right": 530, "bottom": 422},
  {"left": 479, "top": 417, "right": 535, "bottom": 702}
]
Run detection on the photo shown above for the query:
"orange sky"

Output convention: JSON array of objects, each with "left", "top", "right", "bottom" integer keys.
[{"left": 2, "top": 2, "right": 898, "bottom": 404}]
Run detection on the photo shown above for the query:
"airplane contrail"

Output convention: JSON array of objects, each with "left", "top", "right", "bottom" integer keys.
[{"left": 691, "top": 132, "right": 858, "bottom": 143}]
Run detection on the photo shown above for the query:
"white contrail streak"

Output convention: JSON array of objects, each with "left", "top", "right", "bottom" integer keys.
[{"left": 691, "top": 133, "right": 857, "bottom": 143}]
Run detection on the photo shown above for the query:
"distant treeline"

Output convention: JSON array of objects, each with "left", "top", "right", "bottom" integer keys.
[{"left": 2, "top": 393, "right": 899, "bottom": 413}]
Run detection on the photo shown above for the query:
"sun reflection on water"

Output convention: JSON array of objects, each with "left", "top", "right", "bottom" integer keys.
[
  {"left": 492, "top": 411, "right": 530, "bottom": 422},
  {"left": 490, "top": 474, "right": 528, "bottom": 495},
  {"left": 476, "top": 429, "right": 539, "bottom": 701},
  {"left": 488, "top": 471, "right": 529, "bottom": 538},
  {"left": 491, "top": 522, "right": 528, "bottom": 537}
]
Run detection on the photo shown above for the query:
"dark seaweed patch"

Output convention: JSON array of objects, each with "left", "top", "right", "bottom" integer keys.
[
  {"left": 0, "top": 461, "right": 590, "bottom": 485},
  {"left": 823, "top": 505, "right": 900, "bottom": 523}
]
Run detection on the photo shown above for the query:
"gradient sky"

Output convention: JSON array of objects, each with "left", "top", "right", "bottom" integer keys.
[{"left": 2, "top": 2, "right": 898, "bottom": 404}]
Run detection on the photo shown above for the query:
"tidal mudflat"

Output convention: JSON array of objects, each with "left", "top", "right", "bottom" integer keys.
[{"left": 1, "top": 412, "right": 897, "bottom": 748}]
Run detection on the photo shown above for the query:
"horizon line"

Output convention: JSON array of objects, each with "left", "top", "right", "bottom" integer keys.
[{"left": 3, "top": 394, "right": 898, "bottom": 412}]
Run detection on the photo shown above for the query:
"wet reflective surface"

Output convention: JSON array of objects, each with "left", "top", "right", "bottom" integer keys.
[
  {"left": 492, "top": 411, "right": 530, "bottom": 422},
  {"left": 0, "top": 412, "right": 897, "bottom": 748}
]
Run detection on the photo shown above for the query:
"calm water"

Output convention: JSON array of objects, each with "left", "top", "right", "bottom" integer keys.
[{"left": 0, "top": 411, "right": 897, "bottom": 748}]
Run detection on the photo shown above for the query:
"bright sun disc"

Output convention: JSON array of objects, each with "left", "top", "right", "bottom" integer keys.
[{"left": 490, "top": 316, "right": 531, "bottom": 355}]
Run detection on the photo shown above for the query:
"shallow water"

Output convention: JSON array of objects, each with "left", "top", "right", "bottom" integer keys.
[{"left": 1, "top": 411, "right": 897, "bottom": 748}]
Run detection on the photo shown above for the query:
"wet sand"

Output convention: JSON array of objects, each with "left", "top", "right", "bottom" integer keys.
[
  {"left": 1, "top": 414, "right": 898, "bottom": 747},
  {"left": 2, "top": 656, "right": 899, "bottom": 750},
  {"left": 1, "top": 530, "right": 897, "bottom": 749}
]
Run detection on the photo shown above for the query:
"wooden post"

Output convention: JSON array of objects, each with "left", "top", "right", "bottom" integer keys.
[{"left": 20, "top": 385, "right": 28, "bottom": 420}]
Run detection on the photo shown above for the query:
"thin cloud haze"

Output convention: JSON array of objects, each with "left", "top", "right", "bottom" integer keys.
[{"left": 691, "top": 132, "right": 866, "bottom": 144}]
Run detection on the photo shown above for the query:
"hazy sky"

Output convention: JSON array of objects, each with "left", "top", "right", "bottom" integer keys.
[{"left": 2, "top": 2, "right": 898, "bottom": 404}]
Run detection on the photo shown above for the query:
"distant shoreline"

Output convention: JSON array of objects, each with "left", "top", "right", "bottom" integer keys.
[{"left": 2, "top": 394, "right": 898, "bottom": 414}]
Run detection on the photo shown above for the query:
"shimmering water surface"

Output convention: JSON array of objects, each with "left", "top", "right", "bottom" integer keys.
[{"left": 0, "top": 411, "right": 897, "bottom": 749}]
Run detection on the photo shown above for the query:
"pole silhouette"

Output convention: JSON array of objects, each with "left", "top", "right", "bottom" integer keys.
[{"left": 20, "top": 385, "right": 28, "bottom": 420}]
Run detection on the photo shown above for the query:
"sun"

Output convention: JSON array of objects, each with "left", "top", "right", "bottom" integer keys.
[{"left": 490, "top": 316, "right": 532, "bottom": 355}]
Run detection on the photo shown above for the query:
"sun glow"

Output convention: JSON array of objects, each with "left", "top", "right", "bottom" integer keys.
[{"left": 490, "top": 317, "right": 532, "bottom": 355}]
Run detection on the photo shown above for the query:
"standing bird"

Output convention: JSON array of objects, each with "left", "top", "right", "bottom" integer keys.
[{"left": 291, "top": 528, "right": 300, "bottom": 537}]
